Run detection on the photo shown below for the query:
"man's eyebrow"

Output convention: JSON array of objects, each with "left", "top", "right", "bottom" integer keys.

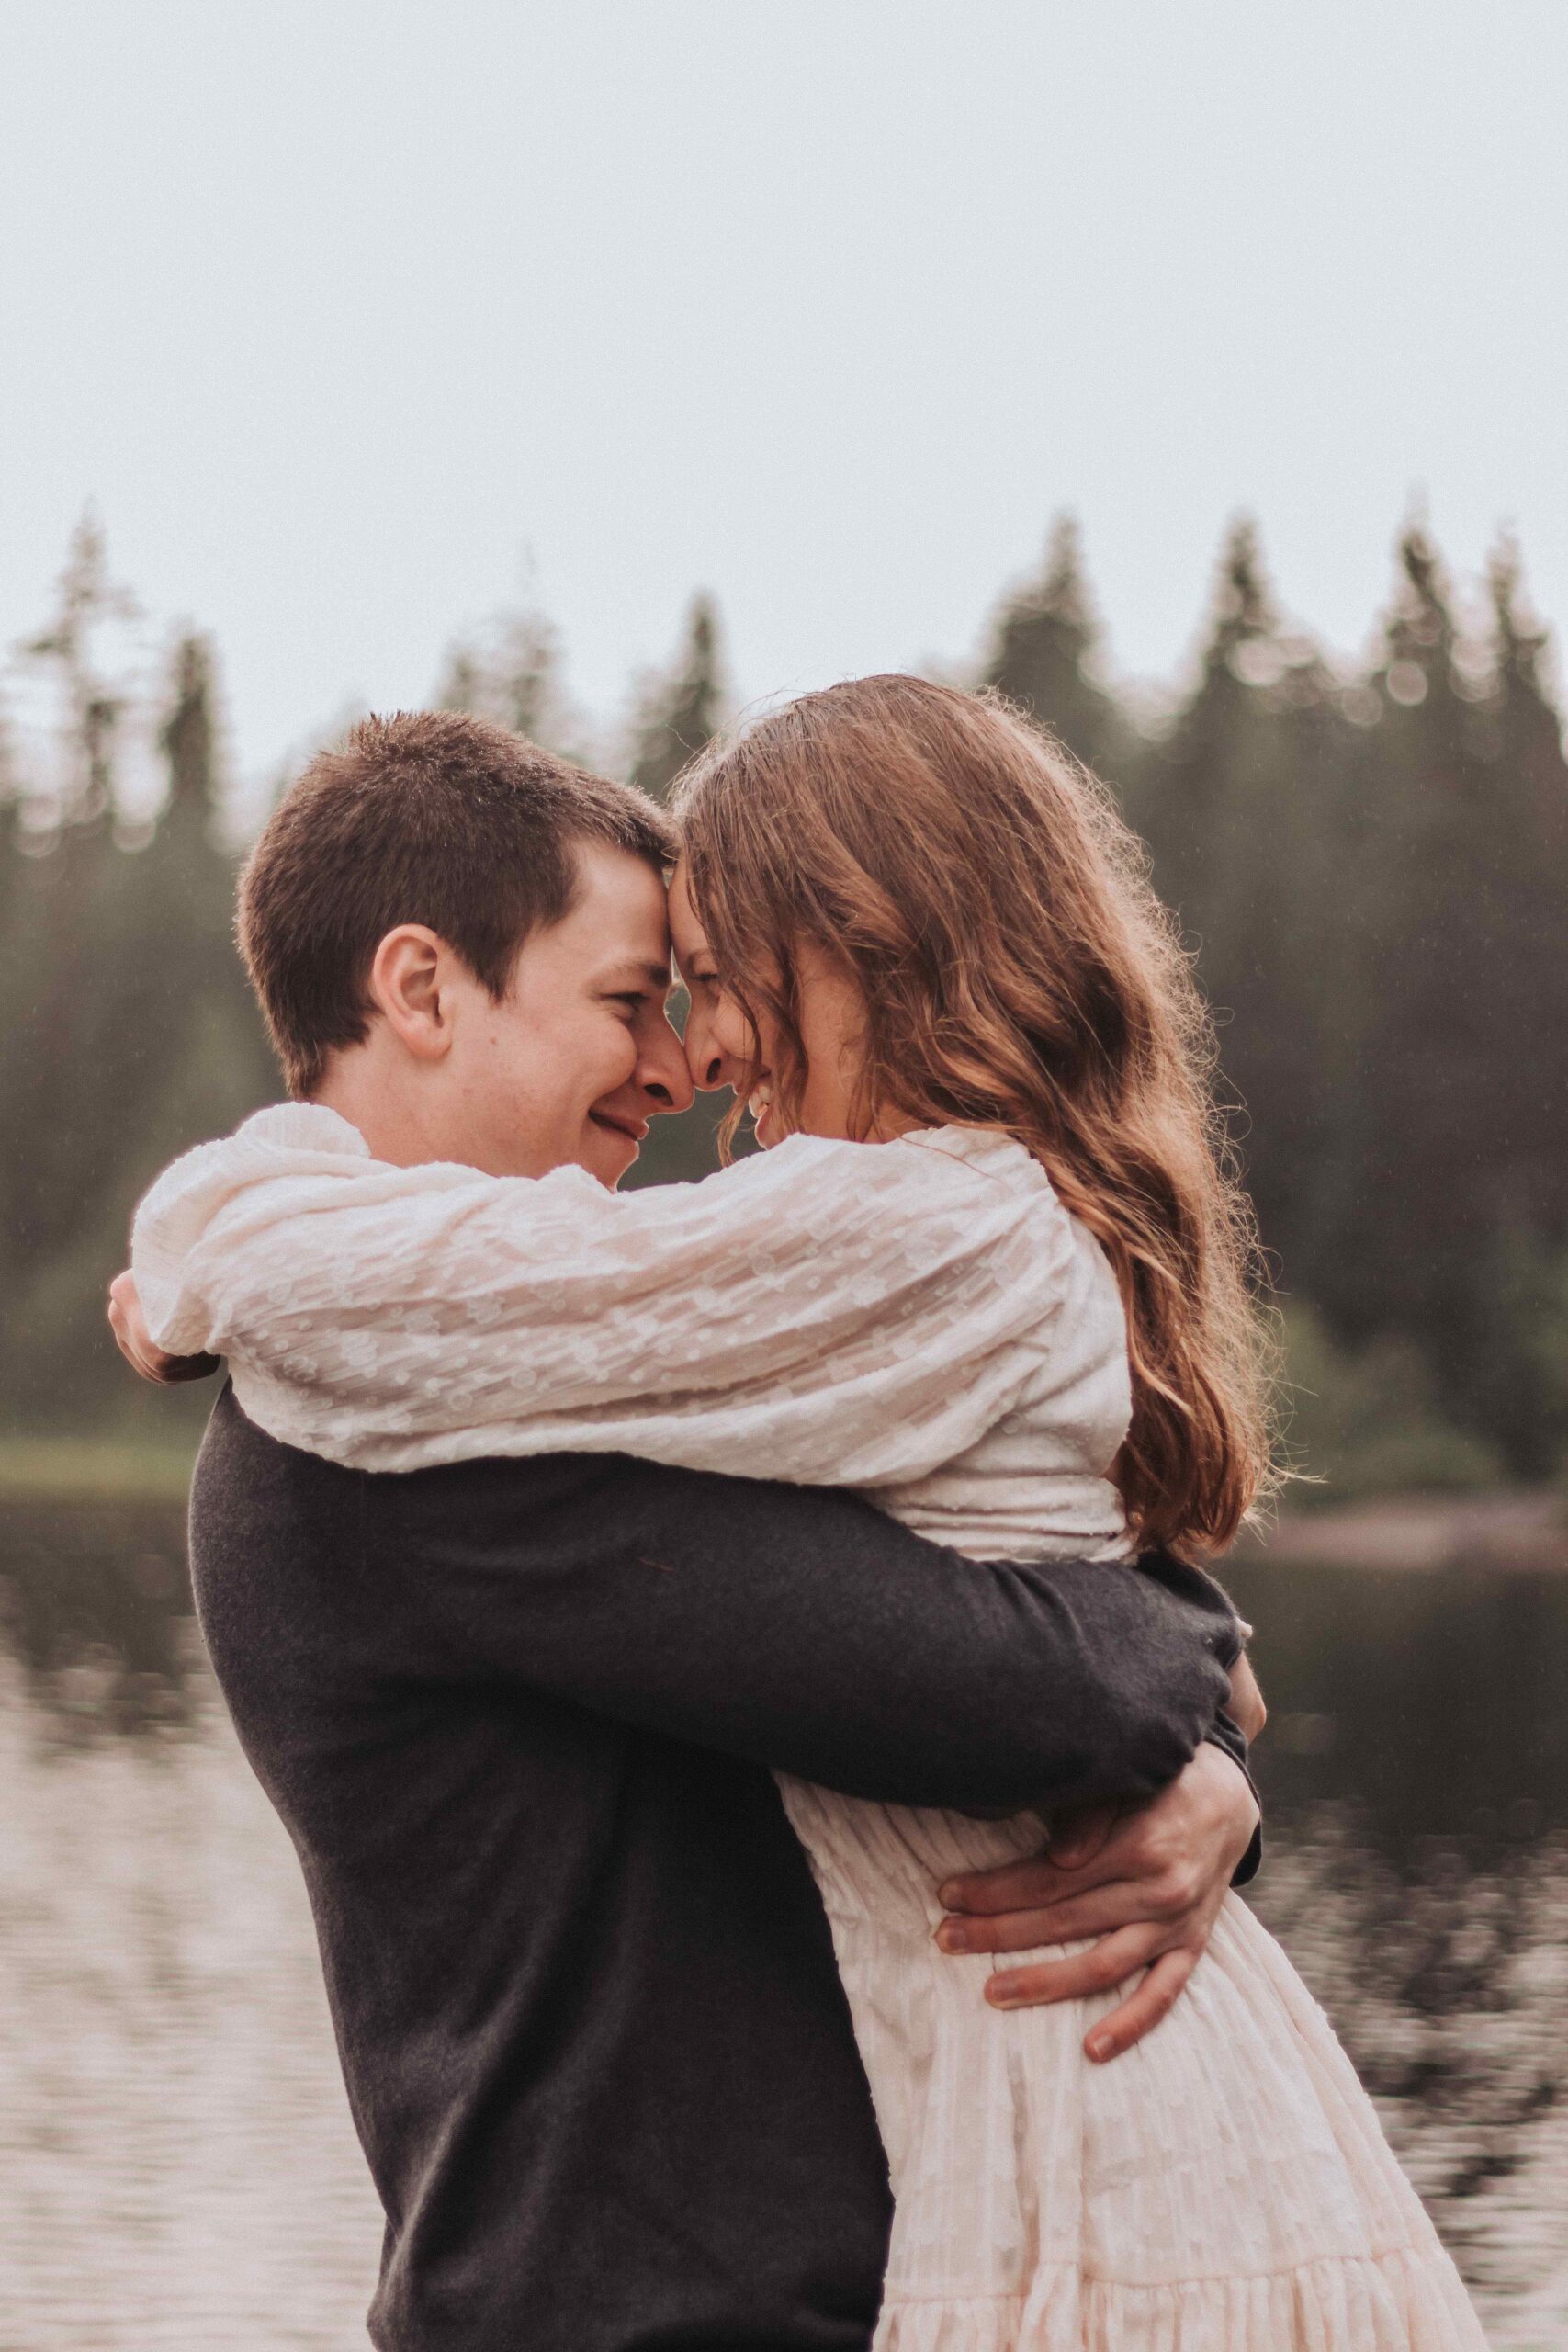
[{"left": 596, "top": 957, "right": 672, "bottom": 989}]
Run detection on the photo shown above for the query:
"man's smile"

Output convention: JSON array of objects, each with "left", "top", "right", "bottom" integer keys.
[{"left": 589, "top": 1109, "right": 650, "bottom": 1147}]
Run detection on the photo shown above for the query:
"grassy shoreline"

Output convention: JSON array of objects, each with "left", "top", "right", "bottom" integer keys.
[
  {"left": 1243, "top": 1487, "right": 1568, "bottom": 1573},
  {"left": 0, "top": 1433, "right": 201, "bottom": 1505},
  {"left": 2, "top": 1433, "right": 1563, "bottom": 1570}
]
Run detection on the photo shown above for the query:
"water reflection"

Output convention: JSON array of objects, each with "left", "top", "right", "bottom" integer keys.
[
  {"left": 0, "top": 1494, "right": 194, "bottom": 1735},
  {"left": 0, "top": 1498, "right": 379, "bottom": 2349},
  {"left": 2, "top": 1502, "right": 1565, "bottom": 2349},
  {"left": 1247, "top": 1817, "right": 1568, "bottom": 2340}
]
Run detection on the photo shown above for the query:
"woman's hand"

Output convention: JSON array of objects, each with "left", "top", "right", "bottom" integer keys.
[
  {"left": 107, "top": 1271, "right": 220, "bottom": 1385},
  {"left": 932, "top": 1741, "right": 1260, "bottom": 2062}
]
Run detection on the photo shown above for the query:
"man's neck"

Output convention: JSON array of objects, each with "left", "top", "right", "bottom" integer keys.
[{"left": 310, "top": 1053, "right": 448, "bottom": 1170}]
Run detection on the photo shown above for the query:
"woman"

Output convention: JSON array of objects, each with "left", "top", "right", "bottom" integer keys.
[{"left": 130, "top": 678, "right": 1483, "bottom": 2347}]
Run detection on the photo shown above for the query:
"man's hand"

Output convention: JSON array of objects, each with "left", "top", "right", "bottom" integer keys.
[
  {"left": 934, "top": 1742, "right": 1259, "bottom": 2063},
  {"left": 107, "top": 1271, "right": 219, "bottom": 1385}
]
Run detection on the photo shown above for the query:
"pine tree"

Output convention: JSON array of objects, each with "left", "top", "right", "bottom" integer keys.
[
  {"left": 1457, "top": 541, "right": 1568, "bottom": 1469},
  {"left": 626, "top": 595, "right": 726, "bottom": 804},
  {"left": 1308, "top": 525, "right": 1568, "bottom": 1471},
  {"left": 1131, "top": 516, "right": 1277, "bottom": 920},
  {"left": 2, "top": 516, "right": 137, "bottom": 1278},
  {"left": 19, "top": 509, "right": 139, "bottom": 826},
  {"left": 135, "top": 635, "right": 275, "bottom": 1129},
  {"left": 980, "top": 516, "right": 1132, "bottom": 784},
  {"left": 436, "top": 607, "right": 585, "bottom": 760},
  {"left": 1474, "top": 537, "right": 1568, "bottom": 1212},
  {"left": 1130, "top": 523, "right": 1349, "bottom": 1281},
  {"left": 1311, "top": 526, "right": 1469, "bottom": 1341},
  {"left": 0, "top": 611, "right": 273, "bottom": 1435}
]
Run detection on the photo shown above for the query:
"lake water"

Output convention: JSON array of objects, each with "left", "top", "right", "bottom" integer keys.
[{"left": 2, "top": 1493, "right": 1564, "bottom": 2351}]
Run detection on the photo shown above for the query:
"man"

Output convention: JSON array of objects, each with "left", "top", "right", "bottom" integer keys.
[{"left": 111, "top": 711, "right": 1260, "bottom": 2352}]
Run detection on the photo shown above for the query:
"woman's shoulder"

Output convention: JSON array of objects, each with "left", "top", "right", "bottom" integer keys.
[
  {"left": 897, "top": 1130, "right": 1120, "bottom": 1314},
  {"left": 604, "top": 1127, "right": 1065, "bottom": 1292},
  {"left": 735, "top": 1129, "right": 1076, "bottom": 1275},
  {"left": 895, "top": 1125, "right": 1051, "bottom": 1188},
  {"left": 695, "top": 1124, "right": 1053, "bottom": 1209}
]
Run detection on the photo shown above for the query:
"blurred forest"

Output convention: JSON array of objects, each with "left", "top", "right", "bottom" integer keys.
[{"left": 3, "top": 513, "right": 1565, "bottom": 1498}]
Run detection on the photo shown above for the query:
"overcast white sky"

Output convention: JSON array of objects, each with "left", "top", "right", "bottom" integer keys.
[{"left": 2, "top": 1, "right": 1563, "bottom": 786}]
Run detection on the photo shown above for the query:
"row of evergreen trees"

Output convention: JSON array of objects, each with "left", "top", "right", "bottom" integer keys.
[{"left": 4, "top": 514, "right": 1564, "bottom": 1489}]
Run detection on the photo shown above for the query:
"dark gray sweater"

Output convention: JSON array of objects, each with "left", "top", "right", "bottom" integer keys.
[{"left": 190, "top": 1387, "right": 1249, "bottom": 2352}]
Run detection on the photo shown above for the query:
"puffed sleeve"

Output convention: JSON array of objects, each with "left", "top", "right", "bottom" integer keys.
[{"left": 133, "top": 1109, "right": 1077, "bottom": 1484}]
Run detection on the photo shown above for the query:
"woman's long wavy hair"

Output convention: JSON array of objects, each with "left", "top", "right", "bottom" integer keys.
[{"left": 672, "top": 674, "right": 1279, "bottom": 1559}]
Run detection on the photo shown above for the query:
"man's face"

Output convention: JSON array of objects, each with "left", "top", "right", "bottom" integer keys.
[{"left": 444, "top": 843, "right": 694, "bottom": 1186}]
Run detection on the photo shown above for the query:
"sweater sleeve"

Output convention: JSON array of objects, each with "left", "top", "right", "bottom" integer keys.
[
  {"left": 132, "top": 1108, "right": 1082, "bottom": 1485},
  {"left": 377, "top": 1441, "right": 1243, "bottom": 1813}
]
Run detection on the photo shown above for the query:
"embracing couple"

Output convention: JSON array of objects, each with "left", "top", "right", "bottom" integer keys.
[{"left": 111, "top": 678, "right": 1483, "bottom": 2349}]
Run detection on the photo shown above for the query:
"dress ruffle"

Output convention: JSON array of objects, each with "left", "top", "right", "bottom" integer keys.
[
  {"left": 774, "top": 1787, "right": 1489, "bottom": 2352},
  {"left": 876, "top": 2241, "right": 1488, "bottom": 2350}
]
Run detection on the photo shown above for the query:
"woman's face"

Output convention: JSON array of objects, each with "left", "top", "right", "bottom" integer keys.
[{"left": 669, "top": 862, "right": 873, "bottom": 1147}]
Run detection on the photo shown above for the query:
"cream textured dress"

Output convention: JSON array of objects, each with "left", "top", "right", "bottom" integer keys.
[{"left": 134, "top": 1105, "right": 1486, "bottom": 2352}]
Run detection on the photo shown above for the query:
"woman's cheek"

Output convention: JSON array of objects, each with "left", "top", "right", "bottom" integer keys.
[
  {"left": 722, "top": 997, "right": 764, "bottom": 1069},
  {"left": 681, "top": 1001, "right": 712, "bottom": 1077}
]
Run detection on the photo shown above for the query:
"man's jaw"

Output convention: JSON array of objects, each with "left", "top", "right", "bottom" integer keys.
[{"left": 585, "top": 1104, "right": 650, "bottom": 1183}]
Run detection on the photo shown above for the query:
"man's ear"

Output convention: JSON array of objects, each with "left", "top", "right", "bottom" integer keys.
[{"left": 367, "top": 925, "right": 457, "bottom": 1062}]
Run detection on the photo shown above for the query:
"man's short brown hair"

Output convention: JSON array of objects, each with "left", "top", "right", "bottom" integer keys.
[{"left": 238, "top": 710, "right": 679, "bottom": 1097}]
